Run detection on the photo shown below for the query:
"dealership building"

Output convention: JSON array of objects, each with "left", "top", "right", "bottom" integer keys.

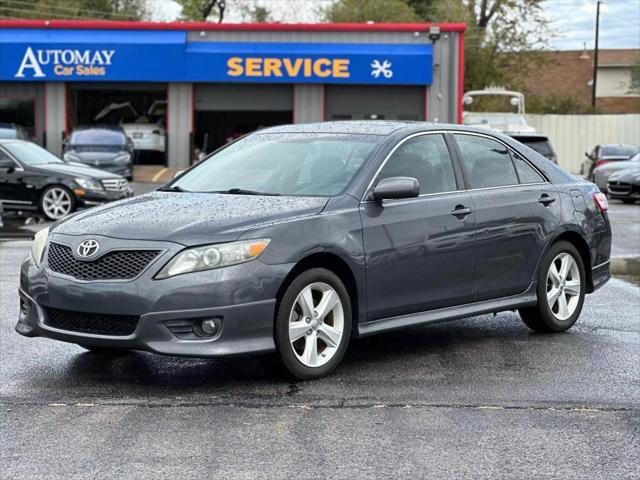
[{"left": 0, "top": 20, "right": 465, "bottom": 169}]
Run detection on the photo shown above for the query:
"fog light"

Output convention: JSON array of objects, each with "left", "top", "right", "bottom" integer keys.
[
  {"left": 201, "top": 319, "right": 217, "bottom": 334},
  {"left": 193, "top": 318, "right": 221, "bottom": 337},
  {"left": 19, "top": 298, "right": 29, "bottom": 317}
]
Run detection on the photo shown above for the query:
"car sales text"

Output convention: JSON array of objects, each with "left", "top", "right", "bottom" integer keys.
[{"left": 15, "top": 47, "right": 115, "bottom": 78}]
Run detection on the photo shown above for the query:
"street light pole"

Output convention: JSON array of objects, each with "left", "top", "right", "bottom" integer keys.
[{"left": 591, "top": 0, "right": 601, "bottom": 108}]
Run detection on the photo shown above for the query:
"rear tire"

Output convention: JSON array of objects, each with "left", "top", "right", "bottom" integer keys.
[
  {"left": 519, "top": 241, "right": 586, "bottom": 332},
  {"left": 275, "top": 268, "right": 352, "bottom": 380}
]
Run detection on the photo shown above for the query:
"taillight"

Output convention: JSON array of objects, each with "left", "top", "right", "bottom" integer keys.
[
  {"left": 594, "top": 159, "right": 611, "bottom": 168},
  {"left": 593, "top": 192, "right": 608, "bottom": 213}
]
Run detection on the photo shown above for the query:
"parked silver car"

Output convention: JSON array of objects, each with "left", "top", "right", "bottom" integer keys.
[{"left": 594, "top": 152, "right": 640, "bottom": 193}]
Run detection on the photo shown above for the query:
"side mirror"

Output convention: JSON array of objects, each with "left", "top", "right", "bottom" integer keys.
[
  {"left": 372, "top": 177, "right": 420, "bottom": 201},
  {"left": 0, "top": 158, "right": 16, "bottom": 173}
]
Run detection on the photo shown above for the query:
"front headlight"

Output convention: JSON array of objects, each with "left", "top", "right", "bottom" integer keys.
[
  {"left": 114, "top": 154, "right": 131, "bottom": 163},
  {"left": 75, "top": 178, "right": 103, "bottom": 190},
  {"left": 63, "top": 152, "right": 80, "bottom": 162},
  {"left": 156, "top": 239, "right": 270, "bottom": 279},
  {"left": 31, "top": 226, "right": 50, "bottom": 267}
]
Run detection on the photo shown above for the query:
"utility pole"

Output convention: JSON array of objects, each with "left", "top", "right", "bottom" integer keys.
[{"left": 591, "top": 0, "right": 601, "bottom": 108}]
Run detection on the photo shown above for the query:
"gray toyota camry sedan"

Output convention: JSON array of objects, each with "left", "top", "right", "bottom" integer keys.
[{"left": 17, "top": 122, "right": 612, "bottom": 379}]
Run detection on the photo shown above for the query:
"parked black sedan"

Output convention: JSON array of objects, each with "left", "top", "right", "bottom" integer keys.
[
  {"left": 0, "top": 140, "right": 133, "bottom": 221},
  {"left": 63, "top": 126, "right": 134, "bottom": 180}
]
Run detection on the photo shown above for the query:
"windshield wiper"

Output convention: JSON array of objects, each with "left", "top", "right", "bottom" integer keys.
[
  {"left": 209, "top": 188, "right": 281, "bottom": 196},
  {"left": 158, "top": 185, "right": 189, "bottom": 193}
]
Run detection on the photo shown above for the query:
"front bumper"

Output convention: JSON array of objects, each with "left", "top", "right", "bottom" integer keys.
[
  {"left": 77, "top": 187, "right": 134, "bottom": 207},
  {"left": 607, "top": 181, "right": 640, "bottom": 200},
  {"left": 16, "top": 234, "right": 292, "bottom": 357}
]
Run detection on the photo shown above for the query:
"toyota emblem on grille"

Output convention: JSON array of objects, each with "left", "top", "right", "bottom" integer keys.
[{"left": 77, "top": 239, "right": 100, "bottom": 258}]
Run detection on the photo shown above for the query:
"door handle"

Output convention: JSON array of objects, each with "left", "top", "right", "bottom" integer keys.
[
  {"left": 538, "top": 194, "right": 556, "bottom": 206},
  {"left": 451, "top": 205, "right": 472, "bottom": 218}
]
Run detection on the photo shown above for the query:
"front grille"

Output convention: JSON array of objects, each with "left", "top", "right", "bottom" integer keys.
[
  {"left": 102, "top": 178, "right": 129, "bottom": 192},
  {"left": 47, "top": 242, "right": 160, "bottom": 280},
  {"left": 45, "top": 307, "right": 139, "bottom": 336},
  {"left": 608, "top": 181, "right": 631, "bottom": 194}
]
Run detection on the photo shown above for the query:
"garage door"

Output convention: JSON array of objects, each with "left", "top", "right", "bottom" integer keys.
[
  {"left": 194, "top": 84, "right": 293, "bottom": 153},
  {"left": 194, "top": 84, "right": 292, "bottom": 111},
  {"left": 325, "top": 85, "right": 425, "bottom": 121}
]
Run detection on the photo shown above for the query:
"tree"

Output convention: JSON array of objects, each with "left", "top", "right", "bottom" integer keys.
[
  {"left": 239, "top": 2, "right": 271, "bottom": 22},
  {"left": 325, "top": 0, "right": 418, "bottom": 23},
  {"left": 409, "top": 0, "right": 554, "bottom": 92},
  {"left": 0, "top": 0, "right": 146, "bottom": 20},
  {"left": 177, "top": 0, "right": 227, "bottom": 22}
]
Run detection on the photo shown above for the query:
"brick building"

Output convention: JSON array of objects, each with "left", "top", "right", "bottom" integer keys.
[{"left": 523, "top": 48, "right": 639, "bottom": 114}]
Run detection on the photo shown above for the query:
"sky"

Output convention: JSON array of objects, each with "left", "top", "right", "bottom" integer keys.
[{"left": 147, "top": 0, "right": 640, "bottom": 51}]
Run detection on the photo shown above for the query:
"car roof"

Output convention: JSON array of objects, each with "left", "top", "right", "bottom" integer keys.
[
  {"left": 72, "top": 124, "right": 126, "bottom": 133},
  {"left": 257, "top": 121, "right": 418, "bottom": 135},
  {"left": 255, "top": 121, "right": 511, "bottom": 137}
]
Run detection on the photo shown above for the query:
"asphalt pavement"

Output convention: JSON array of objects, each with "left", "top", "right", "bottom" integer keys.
[
  {"left": 1, "top": 235, "right": 639, "bottom": 479},
  {"left": 1, "top": 188, "right": 639, "bottom": 479}
]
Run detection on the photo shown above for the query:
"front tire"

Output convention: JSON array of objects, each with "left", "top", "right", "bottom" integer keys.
[
  {"left": 519, "top": 241, "right": 586, "bottom": 332},
  {"left": 275, "top": 268, "right": 352, "bottom": 380},
  {"left": 40, "top": 185, "right": 75, "bottom": 221}
]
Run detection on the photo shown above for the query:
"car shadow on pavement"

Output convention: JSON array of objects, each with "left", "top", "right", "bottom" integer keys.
[{"left": 38, "top": 312, "right": 570, "bottom": 398}]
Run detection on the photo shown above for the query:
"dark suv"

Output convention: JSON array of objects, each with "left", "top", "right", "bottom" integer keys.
[{"left": 508, "top": 132, "right": 557, "bottom": 164}]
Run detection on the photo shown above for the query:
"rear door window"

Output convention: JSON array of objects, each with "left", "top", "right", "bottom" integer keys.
[
  {"left": 511, "top": 151, "right": 545, "bottom": 184},
  {"left": 453, "top": 134, "right": 519, "bottom": 189}
]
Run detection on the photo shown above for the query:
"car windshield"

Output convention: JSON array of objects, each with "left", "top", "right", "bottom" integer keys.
[
  {"left": 0, "top": 127, "right": 18, "bottom": 139},
  {"left": 515, "top": 137, "right": 553, "bottom": 157},
  {"left": 71, "top": 129, "right": 126, "bottom": 145},
  {"left": 3, "top": 141, "right": 64, "bottom": 165},
  {"left": 170, "top": 133, "right": 381, "bottom": 197},
  {"left": 601, "top": 145, "right": 639, "bottom": 157}
]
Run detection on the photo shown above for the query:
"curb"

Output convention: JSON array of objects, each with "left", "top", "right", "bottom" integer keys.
[{"left": 610, "top": 256, "right": 640, "bottom": 276}]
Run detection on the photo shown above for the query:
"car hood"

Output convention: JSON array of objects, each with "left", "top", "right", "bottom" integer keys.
[
  {"left": 609, "top": 166, "right": 640, "bottom": 182},
  {"left": 53, "top": 191, "right": 329, "bottom": 245},
  {"left": 66, "top": 147, "right": 128, "bottom": 164},
  {"left": 32, "top": 162, "right": 121, "bottom": 179},
  {"left": 595, "top": 161, "right": 635, "bottom": 173}
]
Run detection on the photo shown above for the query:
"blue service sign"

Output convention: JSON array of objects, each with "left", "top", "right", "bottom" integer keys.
[{"left": 0, "top": 29, "right": 432, "bottom": 85}]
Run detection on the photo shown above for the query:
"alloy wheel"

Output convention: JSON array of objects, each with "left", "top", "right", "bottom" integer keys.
[
  {"left": 546, "top": 252, "right": 581, "bottom": 321},
  {"left": 288, "top": 282, "right": 344, "bottom": 368},
  {"left": 42, "top": 187, "right": 72, "bottom": 220}
]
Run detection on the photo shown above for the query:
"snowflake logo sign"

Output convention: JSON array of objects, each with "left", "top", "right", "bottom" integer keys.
[{"left": 370, "top": 59, "right": 393, "bottom": 79}]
